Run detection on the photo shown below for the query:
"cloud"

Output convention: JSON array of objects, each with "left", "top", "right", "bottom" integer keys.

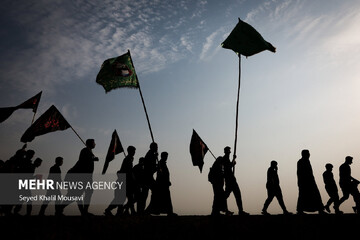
[
  {"left": 0, "top": 0, "right": 208, "bottom": 95},
  {"left": 199, "top": 28, "right": 224, "bottom": 61}
]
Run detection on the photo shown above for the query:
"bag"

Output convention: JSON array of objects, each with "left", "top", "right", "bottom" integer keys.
[{"left": 208, "top": 167, "right": 215, "bottom": 183}]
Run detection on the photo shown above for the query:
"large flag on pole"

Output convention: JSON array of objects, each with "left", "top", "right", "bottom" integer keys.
[
  {"left": 21, "top": 105, "right": 71, "bottom": 143},
  {"left": 190, "top": 129, "right": 209, "bottom": 173},
  {"left": 102, "top": 130, "right": 124, "bottom": 174},
  {"left": 96, "top": 51, "right": 139, "bottom": 93},
  {"left": 0, "top": 91, "right": 42, "bottom": 123},
  {"left": 96, "top": 50, "right": 155, "bottom": 143},
  {"left": 221, "top": 18, "right": 276, "bottom": 57},
  {"left": 221, "top": 18, "right": 276, "bottom": 171}
]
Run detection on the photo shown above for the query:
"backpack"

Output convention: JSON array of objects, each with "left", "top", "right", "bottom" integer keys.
[{"left": 208, "top": 166, "right": 215, "bottom": 183}]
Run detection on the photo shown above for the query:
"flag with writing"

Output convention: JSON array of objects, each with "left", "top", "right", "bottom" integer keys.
[
  {"left": 0, "top": 91, "right": 42, "bottom": 123},
  {"left": 222, "top": 18, "right": 276, "bottom": 57},
  {"left": 96, "top": 51, "right": 139, "bottom": 93},
  {"left": 20, "top": 105, "right": 71, "bottom": 143},
  {"left": 102, "top": 130, "right": 124, "bottom": 174},
  {"left": 190, "top": 129, "right": 209, "bottom": 173}
]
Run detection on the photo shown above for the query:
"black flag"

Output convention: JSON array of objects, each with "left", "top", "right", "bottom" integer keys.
[
  {"left": 20, "top": 105, "right": 70, "bottom": 143},
  {"left": 190, "top": 129, "right": 209, "bottom": 173},
  {"left": 0, "top": 91, "right": 42, "bottom": 123},
  {"left": 102, "top": 130, "right": 124, "bottom": 174}
]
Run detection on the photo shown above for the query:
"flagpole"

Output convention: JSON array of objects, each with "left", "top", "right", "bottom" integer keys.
[
  {"left": 31, "top": 111, "right": 37, "bottom": 125},
  {"left": 207, "top": 148, "right": 216, "bottom": 160},
  {"left": 138, "top": 85, "right": 155, "bottom": 142},
  {"left": 70, "top": 125, "right": 86, "bottom": 146},
  {"left": 233, "top": 55, "right": 241, "bottom": 173},
  {"left": 128, "top": 50, "right": 155, "bottom": 143}
]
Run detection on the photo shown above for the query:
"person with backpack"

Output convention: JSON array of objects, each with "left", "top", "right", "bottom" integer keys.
[{"left": 209, "top": 156, "right": 232, "bottom": 216}]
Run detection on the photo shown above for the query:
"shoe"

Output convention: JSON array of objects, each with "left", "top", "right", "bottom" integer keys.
[
  {"left": 283, "top": 211, "right": 293, "bottom": 215},
  {"left": 239, "top": 211, "right": 250, "bottom": 216},
  {"left": 319, "top": 210, "right": 328, "bottom": 215},
  {"left": 335, "top": 210, "right": 343, "bottom": 215},
  {"left": 324, "top": 205, "right": 331, "bottom": 213},
  {"left": 104, "top": 209, "right": 113, "bottom": 216},
  {"left": 261, "top": 210, "right": 270, "bottom": 215},
  {"left": 225, "top": 210, "right": 234, "bottom": 216},
  {"left": 167, "top": 212, "right": 178, "bottom": 217},
  {"left": 55, "top": 211, "right": 65, "bottom": 217},
  {"left": 297, "top": 211, "right": 306, "bottom": 215},
  {"left": 352, "top": 206, "right": 357, "bottom": 213}
]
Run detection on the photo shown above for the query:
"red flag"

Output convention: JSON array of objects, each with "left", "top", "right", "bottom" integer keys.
[
  {"left": 102, "top": 130, "right": 124, "bottom": 174},
  {"left": 0, "top": 91, "right": 42, "bottom": 123},
  {"left": 20, "top": 105, "right": 71, "bottom": 143},
  {"left": 190, "top": 129, "right": 209, "bottom": 173}
]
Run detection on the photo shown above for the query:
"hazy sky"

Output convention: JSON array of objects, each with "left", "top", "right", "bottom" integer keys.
[{"left": 1, "top": 0, "right": 360, "bottom": 215}]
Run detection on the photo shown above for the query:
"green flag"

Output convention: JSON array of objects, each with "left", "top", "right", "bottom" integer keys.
[
  {"left": 222, "top": 18, "right": 276, "bottom": 57},
  {"left": 96, "top": 51, "right": 139, "bottom": 93}
]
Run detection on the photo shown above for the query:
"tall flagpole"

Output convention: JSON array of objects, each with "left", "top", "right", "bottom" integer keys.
[
  {"left": 31, "top": 111, "right": 37, "bottom": 125},
  {"left": 69, "top": 125, "right": 86, "bottom": 146},
  {"left": 233, "top": 55, "right": 241, "bottom": 173},
  {"left": 128, "top": 50, "right": 155, "bottom": 143}
]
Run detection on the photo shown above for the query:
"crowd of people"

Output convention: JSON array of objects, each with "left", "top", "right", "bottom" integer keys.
[
  {"left": 1, "top": 142, "right": 360, "bottom": 217},
  {"left": 0, "top": 140, "right": 176, "bottom": 217},
  {"left": 209, "top": 148, "right": 360, "bottom": 216}
]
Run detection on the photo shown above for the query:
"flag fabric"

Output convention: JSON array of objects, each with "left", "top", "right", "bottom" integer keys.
[
  {"left": 0, "top": 107, "right": 17, "bottom": 123},
  {"left": 21, "top": 105, "right": 71, "bottom": 143},
  {"left": 221, "top": 18, "right": 276, "bottom": 57},
  {"left": 102, "top": 130, "right": 124, "bottom": 174},
  {"left": 96, "top": 51, "right": 139, "bottom": 93},
  {"left": 0, "top": 91, "right": 42, "bottom": 123},
  {"left": 190, "top": 129, "right": 209, "bottom": 173},
  {"left": 17, "top": 91, "right": 42, "bottom": 112}
]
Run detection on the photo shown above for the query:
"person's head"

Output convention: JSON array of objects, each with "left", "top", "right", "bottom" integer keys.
[
  {"left": 26, "top": 150, "right": 35, "bottom": 159},
  {"left": 161, "top": 152, "right": 168, "bottom": 161},
  {"left": 345, "top": 156, "right": 353, "bottom": 165},
  {"left": 138, "top": 157, "right": 145, "bottom": 165},
  {"left": 301, "top": 149, "right": 310, "bottom": 159},
  {"left": 127, "top": 146, "right": 136, "bottom": 157},
  {"left": 33, "top": 158, "right": 42, "bottom": 168},
  {"left": 55, "top": 157, "right": 63, "bottom": 166},
  {"left": 270, "top": 160, "right": 278, "bottom": 168},
  {"left": 86, "top": 139, "right": 96, "bottom": 149},
  {"left": 325, "top": 163, "right": 333, "bottom": 171},
  {"left": 15, "top": 149, "right": 26, "bottom": 158},
  {"left": 150, "top": 142, "right": 158, "bottom": 152},
  {"left": 224, "top": 146, "right": 231, "bottom": 155}
]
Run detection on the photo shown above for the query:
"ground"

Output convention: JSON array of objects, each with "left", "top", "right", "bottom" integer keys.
[{"left": 0, "top": 214, "right": 359, "bottom": 240}]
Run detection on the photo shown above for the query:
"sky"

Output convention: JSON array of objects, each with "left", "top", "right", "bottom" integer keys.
[{"left": 1, "top": 0, "right": 360, "bottom": 215}]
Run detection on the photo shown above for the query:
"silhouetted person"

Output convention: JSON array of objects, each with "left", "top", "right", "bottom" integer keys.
[
  {"left": 209, "top": 156, "right": 230, "bottom": 216},
  {"left": 141, "top": 142, "right": 158, "bottom": 213},
  {"left": 57, "top": 139, "right": 99, "bottom": 216},
  {"left": 223, "top": 146, "right": 248, "bottom": 215},
  {"left": 39, "top": 157, "right": 63, "bottom": 216},
  {"left": 133, "top": 157, "right": 146, "bottom": 215},
  {"left": 146, "top": 152, "right": 177, "bottom": 216},
  {"left": 338, "top": 156, "right": 360, "bottom": 213},
  {"left": 104, "top": 146, "right": 136, "bottom": 216},
  {"left": 2, "top": 145, "right": 27, "bottom": 216},
  {"left": 3, "top": 144, "right": 27, "bottom": 174},
  {"left": 296, "top": 149, "right": 325, "bottom": 214},
  {"left": 322, "top": 163, "right": 342, "bottom": 214},
  {"left": 14, "top": 156, "right": 42, "bottom": 216},
  {"left": 262, "top": 161, "right": 291, "bottom": 215}
]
